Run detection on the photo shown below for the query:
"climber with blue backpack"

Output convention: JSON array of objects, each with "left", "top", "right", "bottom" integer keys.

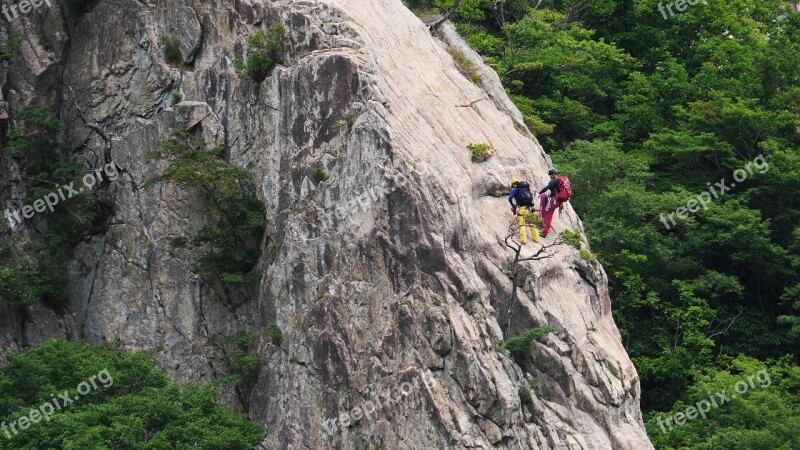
[{"left": 508, "top": 178, "right": 535, "bottom": 216}]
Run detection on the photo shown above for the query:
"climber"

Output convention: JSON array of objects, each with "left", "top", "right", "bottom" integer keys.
[
  {"left": 508, "top": 178, "right": 534, "bottom": 215},
  {"left": 538, "top": 168, "right": 571, "bottom": 238}
]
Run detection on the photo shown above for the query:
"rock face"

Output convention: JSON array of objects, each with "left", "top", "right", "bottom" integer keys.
[{"left": 0, "top": 0, "right": 653, "bottom": 448}]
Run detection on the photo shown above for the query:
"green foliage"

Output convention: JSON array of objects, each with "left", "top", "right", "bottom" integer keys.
[
  {"left": 4, "top": 106, "right": 63, "bottom": 157},
  {"left": 519, "top": 374, "right": 538, "bottom": 404},
  {"left": 0, "top": 339, "right": 264, "bottom": 449},
  {"left": 171, "top": 92, "right": 183, "bottom": 104},
  {"left": 580, "top": 248, "right": 597, "bottom": 261},
  {"left": 518, "top": 386, "right": 532, "bottom": 404},
  {"left": 0, "top": 263, "right": 36, "bottom": 308},
  {"left": 447, "top": 48, "right": 481, "bottom": 85},
  {"left": 0, "top": 232, "right": 77, "bottom": 309},
  {"left": 559, "top": 230, "right": 582, "bottom": 249},
  {"left": 266, "top": 322, "right": 282, "bottom": 346},
  {"left": 344, "top": 111, "right": 356, "bottom": 129},
  {"left": 217, "top": 332, "right": 261, "bottom": 390},
  {"left": 219, "top": 272, "right": 247, "bottom": 285},
  {"left": 161, "top": 35, "right": 184, "bottom": 66},
  {"left": 558, "top": 230, "right": 597, "bottom": 260},
  {"left": 147, "top": 130, "right": 265, "bottom": 286},
  {"left": 478, "top": 8, "right": 634, "bottom": 148},
  {"left": 407, "top": 0, "right": 490, "bottom": 21},
  {"left": 523, "top": 114, "right": 555, "bottom": 136},
  {"left": 0, "top": 35, "right": 24, "bottom": 60},
  {"left": 519, "top": 208, "right": 544, "bottom": 228},
  {"left": 645, "top": 355, "right": 800, "bottom": 450},
  {"left": 502, "top": 327, "right": 555, "bottom": 357},
  {"left": 1, "top": 107, "right": 101, "bottom": 308},
  {"left": 468, "top": 142, "right": 494, "bottom": 162},
  {"left": 331, "top": 111, "right": 357, "bottom": 135},
  {"left": 312, "top": 166, "right": 329, "bottom": 183},
  {"left": 331, "top": 120, "right": 346, "bottom": 134},
  {"left": 234, "top": 24, "right": 285, "bottom": 82}
]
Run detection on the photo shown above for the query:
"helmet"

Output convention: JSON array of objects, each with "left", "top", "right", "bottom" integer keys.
[
  {"left": 511, "top": 177, "right": 519, "bottom": 187},
  {"left": 547, "top": 168, "right": 559, "bottom": 175}
]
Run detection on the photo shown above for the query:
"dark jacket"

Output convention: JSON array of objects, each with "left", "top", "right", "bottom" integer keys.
[{"left": 539, "top": 178, "right": 560, "bottom": 196}]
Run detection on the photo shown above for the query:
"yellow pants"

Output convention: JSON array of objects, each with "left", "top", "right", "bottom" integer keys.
[{"left": 516, "top": 207, "right": 540, "bottom": 244}]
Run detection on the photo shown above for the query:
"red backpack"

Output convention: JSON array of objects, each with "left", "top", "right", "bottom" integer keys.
[{"left": 557, "top": 176, "right": 572, "bottom": 201}]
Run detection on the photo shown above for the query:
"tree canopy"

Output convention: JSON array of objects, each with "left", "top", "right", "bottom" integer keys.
[
  {"left": 428, "top": 0, "right": 800, "bottom": 443},
  {"left": 0, "top": 340, "right": 264, "bottom": 449}
]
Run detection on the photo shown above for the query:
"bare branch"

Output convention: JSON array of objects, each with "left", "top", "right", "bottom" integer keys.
[
  {"left": 426, "top": 0, "right": 460, "bottom": 31},
  {"left": 502, "top": 220, "right": 563, "bottom": 338},
  {"left": 707, "top": 308, "right": 743, "bottom": 340}
]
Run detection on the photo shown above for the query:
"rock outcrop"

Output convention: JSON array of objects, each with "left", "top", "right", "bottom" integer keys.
[{"left": 0, "top": 0, "right": 653, "bottom": 448}]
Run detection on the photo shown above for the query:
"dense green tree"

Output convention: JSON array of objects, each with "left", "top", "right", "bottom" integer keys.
[
  {"left": 0, "top": 339, "right": 264, "bottom": 449},
  {"left": 646, "top": 355, "right": 800, "bottom": 449},
  {"left": 146, "top": 129, "right": 266, "bottom": 288}
]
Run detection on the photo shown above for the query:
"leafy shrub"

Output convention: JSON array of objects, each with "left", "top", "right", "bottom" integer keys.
[
  {"left": 233, "top": 24, "right": 285, "bottom": 82},
  {"left": 4, "top": 106, "right": 63, "bottom": 156},
  {"left": 0, "top": 339, "right": 264, "bottom": 449},
  {"left": 0, "top": 263, "right": 36, "bottom": 307},
  {"left": 468, "top": 142, "right": 494, "bottom": 162},
  {"left": 266, "top": 322, "right": 283, "bottom": 346},
  {"left": 147, "top": 130, "right": 266, "bottom": 287},
  {"left": 559, "top": 230, "right": 582, "bottom": 249},
  {"left": 559, "top": 230, "right": 595, "bottom": 260},
  {"left": 331, "top": 111, "right": 356, "bottom": 134},
  {"left": 331, "top": 120, "right": 347, "bottom": 134},
  {"left": 0, "top": 35, "right": 24, "bottom": 61},
  {"left": 171, "top": 92, "right": 183, "bottom": 104},
  {"left": 312, "top": 166, "right": 328, "bottom": 183},
  {"left": 344, "top": 111, "right": 356, "bottom": 128},
  {"left": 162, "top": 35, "right": 184, "bottom": 65},
  {"left": 502, "top": 327, "right": 555, "bottom": 357},
  {"left": 217, "top": 332, "right": 261, "bottom": 390},
  {"left": 518, "top": 386, "right": 532, "bottom": 404},
  {"left": 219, "top": 272, "right": 247, "bottom": 285},
  {"left": 523, "top": 114, "right": 555, "bottom": 135},
  {"left": 448, "top": 48, "right": 482, "bottom": 86},
  {"left": 0, "top": 233, "right": 74, "bottom": 308},
  {"left": 580, "top": 248, "right": 597, "bottom": 261},
  {"left": 1, "top": 107, "right": 101, "bottom": 308},
  {"left": 519, "top": 208, "right": 545, "bottom": 228}
]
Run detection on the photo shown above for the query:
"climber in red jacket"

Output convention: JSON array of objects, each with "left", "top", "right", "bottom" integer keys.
[{"left": 539, "top": 168, "right": 568, "bottom": 238}]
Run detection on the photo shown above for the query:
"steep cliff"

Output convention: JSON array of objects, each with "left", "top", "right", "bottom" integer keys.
[{"left": 0, "top": 0, "right": 653, "bottom": 448}]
